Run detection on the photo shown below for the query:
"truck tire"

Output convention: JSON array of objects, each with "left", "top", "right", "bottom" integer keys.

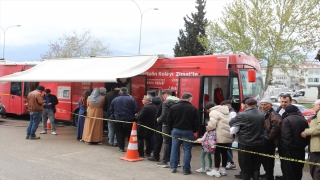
[
  {"left": 292, "top": 100, "right": 297, "bottom": 104},
  {"left": 73, "top": 111, "right": 79, "bottom": 127}
]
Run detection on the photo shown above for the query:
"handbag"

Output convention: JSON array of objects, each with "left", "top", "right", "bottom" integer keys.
[{"left": 203, "top": 130, "right": 217, "bottom": 153}]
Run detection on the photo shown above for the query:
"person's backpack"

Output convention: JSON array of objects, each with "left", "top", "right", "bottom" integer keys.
[{"left": 202, "top": 130, "right": 217, "bottom": 153}]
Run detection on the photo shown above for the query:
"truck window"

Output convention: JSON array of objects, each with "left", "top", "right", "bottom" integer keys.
[
  {"left": 10, "top": 82, "right": 22, "bottom": 96},
  {"left": 24, "top": 82, "right": 39, "bottom": 97}
]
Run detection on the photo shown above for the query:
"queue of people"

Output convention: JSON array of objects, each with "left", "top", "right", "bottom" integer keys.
[{"left": 25, "top": 86, "right": 320, "bottom": 180}]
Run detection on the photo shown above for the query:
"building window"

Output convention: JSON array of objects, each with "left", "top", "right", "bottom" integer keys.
[
  {"left": 315, "top": 70, "right": 319, "bottom": 75},
  {"left": 314, "top": 78, "right": 319, "bottom": 82},
  {"left": 308, "top": 78, "right": 314, "bottom": 82},
  {"left": 309, "top": 70, "right": 314, "bottom": 74}
]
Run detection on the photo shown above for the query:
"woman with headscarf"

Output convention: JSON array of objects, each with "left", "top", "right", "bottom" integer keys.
[
  {"left": 76, "top": 90, "right": 91, "bottom": 141},
  {"left": 82, "top": 88, "right": 105, "bottom": 144}
]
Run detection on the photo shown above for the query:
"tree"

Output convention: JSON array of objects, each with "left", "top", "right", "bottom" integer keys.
[
  {"left": 173, "top": 0, "right": 208, "bottom": 57},
  {"left": 41, "top": 29, "right": 110, "bottom": 59},
  {"left": 198, "top": 0, "right": 320, "bottom": 90}
]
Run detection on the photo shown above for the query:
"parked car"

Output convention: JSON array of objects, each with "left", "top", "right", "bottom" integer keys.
[
  {"left": 272, "top": 103, "right": 315, "bottom": 123},
  {"left": 291, "top": 88, "right": 318, "bottom": 104},
  {"left": 271, "top": 92, "right": 295, "bottom": 102}
]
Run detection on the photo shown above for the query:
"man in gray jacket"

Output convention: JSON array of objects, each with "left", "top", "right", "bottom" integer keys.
[
  {"left": 229, "top": 98, "right": 264, "bottom": 180},
  {"left": 156, "top": 89, "right": 180, "bottom": 168}
]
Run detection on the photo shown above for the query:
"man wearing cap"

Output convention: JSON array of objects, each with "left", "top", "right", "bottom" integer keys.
[
  {"left": 301, "top": 99, "right": 320, "bottom": 180},
  {"left": 26, "top": 86, "right": 46, "bottom": 139},
  {"left": 280, "top": 105, "right": 309, "bottom": 180},
  {"left": 260, "top": 98, "right": 282, "bottom": 180},
  {"left": 39, "top": 89, "right": 59, "bottom": 135},
  {"left": 229, "top": 98, "right": 264, "bottom": 180}
]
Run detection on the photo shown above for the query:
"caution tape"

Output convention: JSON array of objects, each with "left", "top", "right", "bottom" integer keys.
[{"left": 71, "top": 112, "right": 320, "bottom": 166}]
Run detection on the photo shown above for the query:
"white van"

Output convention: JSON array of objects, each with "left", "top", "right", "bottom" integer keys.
[{"left": 292, "top": 88, "right": 318, "bottom": 104}]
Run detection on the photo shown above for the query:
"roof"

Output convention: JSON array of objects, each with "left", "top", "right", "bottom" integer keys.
[{"left": 0, "top": 55, "right": 158, "bottom": 82}]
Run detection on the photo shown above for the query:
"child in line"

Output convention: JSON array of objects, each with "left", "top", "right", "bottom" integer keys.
[{"left": 195, "top": 128, "right": 216, "bottom": 173}]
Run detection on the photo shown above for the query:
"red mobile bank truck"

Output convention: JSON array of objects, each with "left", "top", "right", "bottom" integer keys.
[{"left": 0, "top": 55, "right": 264, "bottom": 136}]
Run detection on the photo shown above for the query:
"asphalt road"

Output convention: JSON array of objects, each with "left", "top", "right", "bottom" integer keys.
[{"left": 0, "top": 116, "right": 313, "bottom": 180}]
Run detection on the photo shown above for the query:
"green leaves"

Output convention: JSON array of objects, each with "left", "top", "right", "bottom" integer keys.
[{"left": 200, "top": 0, "right": 320, "bottom": 90}]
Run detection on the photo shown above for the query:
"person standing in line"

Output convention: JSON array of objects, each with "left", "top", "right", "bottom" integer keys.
[
  {"left": 39, "top": 89, "right": 59, "bottom": 135},
  {"left": 76, "top": 90, "right": 90, "bottom": 141},
  {"left": 109, "top": 87, "right": 138, "bottom": 152},
  {"left": 206, "top": 103, "right": 233, "bottom": 177},
  {"left": 280, "top": 105, "right": 309, "bottom": 180},
  {"left": 168, "top": 92, "right": 200, "bottom": 175},
  {"left": 301, "top": 99, "right": 320, "bottom": 180},
  {"left": 220, "top": 100, "right": 237, "bottom": 170},
  {"left": 104, "top": 87, "right": 120, "bottom": 147},
  {"left": 135, "top": 95, "right": 157, "bottom": 157},
  {"left": 82, "top": 88, "right": 105, "bottom": 145},
  {"left": 259, "top": 98, "right": 282, "bottom": 180},
  {"left": 26, "top": 86, "right": 46, "bottom": 140},
  {"left": 229, "top": 98, "right": 264, "bottom": 180},
  {"left": 100, "top": 87, "right": 108, "bottom": 133},
  {"left": 156, "top": 89, "right": 180, "bottom": 168}
]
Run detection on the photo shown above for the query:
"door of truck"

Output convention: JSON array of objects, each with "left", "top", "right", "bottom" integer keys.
[
  {"left": 131, "top": 75, "right": 147, "bottom": 109},
  {"left": 178, "top": 76, "right": 203, "bottom": 138}
]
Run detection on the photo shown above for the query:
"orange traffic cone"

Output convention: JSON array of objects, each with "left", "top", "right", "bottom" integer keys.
[
  {"left": 46, "top": 119, "right": 51, "bottom": 130},
  {"left": 120, "top": 122, "right": 143, "bottom": 162}
]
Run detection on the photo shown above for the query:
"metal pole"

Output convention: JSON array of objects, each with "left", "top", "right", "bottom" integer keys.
[{"left": 0, "top": 25, "right": 21, "bottom": 59}]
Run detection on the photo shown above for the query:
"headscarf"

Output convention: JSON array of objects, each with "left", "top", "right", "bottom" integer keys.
[
  {"left": 81, "top": 91, "right": 90, "bottom": 107},
  {"left": 89, "top": 88, "right": 102, "bottom": 105}
]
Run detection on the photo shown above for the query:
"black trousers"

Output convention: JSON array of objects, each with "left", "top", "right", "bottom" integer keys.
[
  {"left": 138, "top": 136, "right": 152, "bottom": 156},
  {"left": 162, "top": 125, "right": 172, "bottom": 162},
  {"left": 214, "top": 143, "right": 229, "bottom": 168},
  {"left": 153, "top": 124, "right": 163, "bottom": 160},
  {"left": 261, "top": 140, "right": 276, "bottom": 179},
  {"left": 280, "top": 148, "right": 305, "bottom": 180},
  {"left": 310, "top": 152, "right": 320, "bottom": 180},
  {"left": 238, "top": 143, "right": 263, "bottom": 180},
  {"left": 114, "top": 121, "right": 133, "bottom": 150}
]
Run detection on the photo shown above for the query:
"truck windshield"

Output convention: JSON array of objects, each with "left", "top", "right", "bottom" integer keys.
[{"left": 240, "top": 69, "right": 264, "bottom": 101}]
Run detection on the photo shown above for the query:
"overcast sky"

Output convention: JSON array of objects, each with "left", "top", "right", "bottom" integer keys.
[{"left": 0, "top": 0, "right": 233, "bottom": 58}]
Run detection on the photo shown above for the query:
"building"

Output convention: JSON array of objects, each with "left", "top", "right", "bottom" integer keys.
[{"left": 262, "top": 60, "right": 320, "bottom": 89}]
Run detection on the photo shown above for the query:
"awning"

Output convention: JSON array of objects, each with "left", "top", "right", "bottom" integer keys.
[{"left": 0, "top": 55, "right": 159, "bottom": 82}]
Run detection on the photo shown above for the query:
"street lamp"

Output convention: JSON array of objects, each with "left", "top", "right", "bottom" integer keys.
[
  {"left": 0, "top": 25, "right": 21, "bottom": 59},
  {"left": 131, "top": 0, "right": 158, "bottom": 55}
]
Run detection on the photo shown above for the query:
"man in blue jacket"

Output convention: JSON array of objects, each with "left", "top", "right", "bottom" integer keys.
[
  {"left": 39, "top": 89, "right": 59, "bottom": 135},
  {"left": 109, "top": 87, "right": 139, "bottom": 152}
]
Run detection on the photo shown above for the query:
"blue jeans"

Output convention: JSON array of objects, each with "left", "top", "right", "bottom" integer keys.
[
  {"left": 108, "top": 122, "right": 117, "bottom": 145},
  {"left": 170, "top": 128, "right": 193, "bottom": 172},
  {"left": 26, "top": 112, "right": 42, "bottom": 137},
  {"left": 227, "top": 143, "right": 234, "bottom": 164},
  {"left": 42, "top": 109, "right": 56, "bottom": 131}
]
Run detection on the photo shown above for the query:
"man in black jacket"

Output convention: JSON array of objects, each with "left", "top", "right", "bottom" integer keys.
[
  {"left": 104, "top": 87, "right": 120, "bottom": 147},
  {"left": 156, "top": 89, "right": 180, "bottom": 167},
  {"left": 146, "top": 91, "right": 162, "bottom": 161},
  {"left": 167, "top": 92, "right": 199, "bottom": 174},
  {"left": 229, "top": 98, "right": 264, "bottom": 180},
  {"left": 109, "top": 87, "right": 138, "bottom": 152},
  {"left": 280, "top": 105, "right": 309, "bottom": 180},
  {"left": 39, "top": 89, "right": 59, "bottom": 135}
]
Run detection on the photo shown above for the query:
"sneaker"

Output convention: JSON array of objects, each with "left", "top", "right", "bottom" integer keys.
[
  {"left": 25, "top": 136, "right": 29, "bottom": 139},
  {"left": 183, "top": 171, "right": 191, "bottom": 175},
  {"left": 177, "top": 163, "right": 181, "bottom": 167},
  {"left": 171, "top": 168, "right": 177, "bottom": 173},
  {"left": 51, "top": 131, "right": 57, "bottom": 135},
  {"left": 148, "top": 156, "right": 159, "bottom": 162},
  {"left": 39, "top": 130, "right": 47, "bottom": 134},
  {"left": 219, "top": 167, "right": 227, "bottom": 176},
  {"left": 226, "top": 162, "right": 237, "bottom": 170},
  {"left": 29, "top": 136, "right": 41, "bottom": 140},
  {"left": 206, "top": 169, "right": 221, "bottom": 177},
  {"left": 196, "top": 167, "right": 206, "bottom": 173},
  {"left": 156, "top": 161, "right": 169, "bottom": 168},
  {"left": 205, "top": 166, "right": 213, "bottom": 171},
  {"left": 119, "top": 148, "right": 126, "bottom": 152}
]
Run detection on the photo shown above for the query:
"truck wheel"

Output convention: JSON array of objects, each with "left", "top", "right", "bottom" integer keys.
[
  {"left": 73, "top": 112, "right": 79, "bottom": 127},
  {"left": 292, "top": 100, "right": 297, "bottom": 104}
]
